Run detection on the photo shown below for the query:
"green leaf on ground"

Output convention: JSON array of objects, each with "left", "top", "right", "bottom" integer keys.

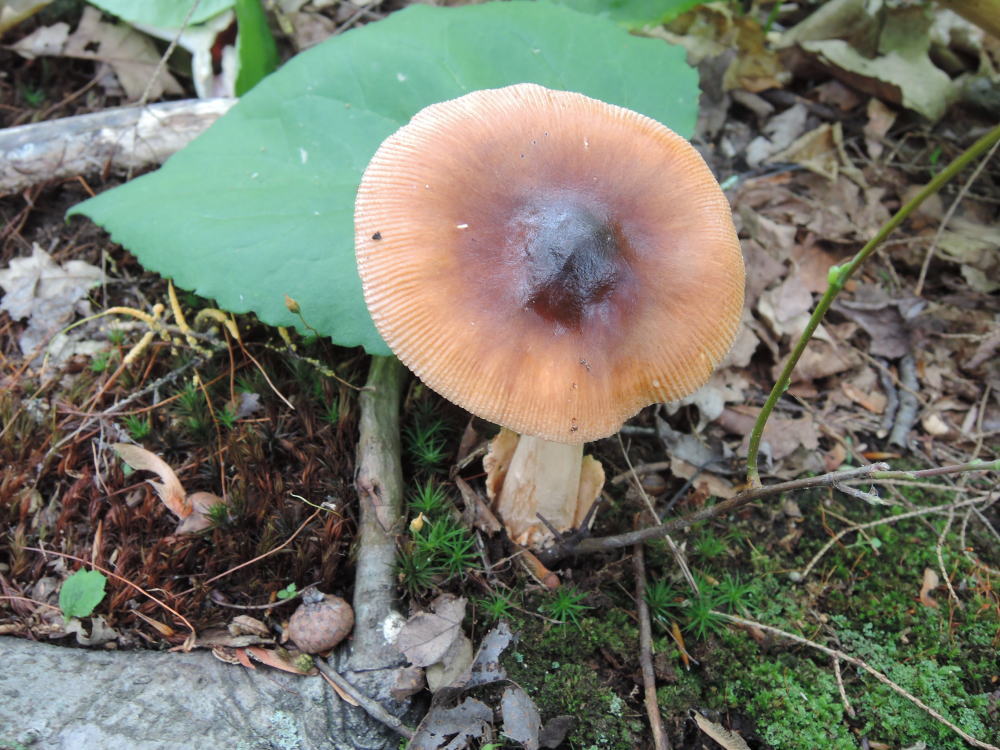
[
  {"left": 234, "top": 0, "right": 278, "bottom": 96},
  {"left": 59, "top": 569, "right": 107, "bottom": 621},
  {"left": 548, "top": 0, "right": 703, "bottom": 28},
  {"left": 70, "top": 0, "right": 698, "bottom": 355}
]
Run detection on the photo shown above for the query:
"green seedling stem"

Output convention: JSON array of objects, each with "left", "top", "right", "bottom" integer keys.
[{"left": 746, "top": 121, "right": 1000, "bottom": 487}]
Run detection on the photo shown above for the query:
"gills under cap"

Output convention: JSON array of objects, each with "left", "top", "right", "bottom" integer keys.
[{"left": 355, "top": 83, "right": 744, "bottom": 443}]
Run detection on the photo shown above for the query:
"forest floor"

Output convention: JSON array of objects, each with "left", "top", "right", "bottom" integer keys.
[{"left": 1, "top": 1, "right": 998, "bottom": 749}]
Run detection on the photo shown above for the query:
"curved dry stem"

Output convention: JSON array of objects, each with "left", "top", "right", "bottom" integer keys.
[{"left": 745, "top": 122, "right": 1000, "bottom": 486}]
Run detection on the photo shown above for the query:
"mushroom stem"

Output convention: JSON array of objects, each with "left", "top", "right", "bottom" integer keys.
[{"left": 489, "top": 433, "right": 604, "bottom": 547}]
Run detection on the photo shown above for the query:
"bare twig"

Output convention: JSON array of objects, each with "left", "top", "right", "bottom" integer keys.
[
  {"left": 315, "top": 660, "right": 415, "bottom": 740},
  {"left": 619, "top": 437, "right": 698, "bottom": 595},
  {"left": 935, "top": 509, "right": 963, "bottom": 609},
  {"left": 544, "top": 460, "right": 999, "bottom": 563},
  {"left": 633, "top": 542, "right": 670, "bottom": 750},
  {"left": 793, "top": 495, "right": 990, "bottom": 582},
  {"left": 25, "top": 547, "right": 195, "bottom": 635},
  {"left": 178, "top": 508, "right": 322, "bottom": 595},
  {"left": 914, "top": 137, "right": 1000, "bottom": 295},
  {"left": 832, "top": 656, "right": 855, "bottom": 719},
  {"left": 718, "top": 612, "right": 1000, "bottom": 750},
  {"left": 1, "top": 99, "right": 234, "bottom": 195}
]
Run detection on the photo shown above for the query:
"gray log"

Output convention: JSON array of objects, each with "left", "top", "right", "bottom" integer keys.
[{"left": 0, "top": 98, "right": 235, "bottom": 196}]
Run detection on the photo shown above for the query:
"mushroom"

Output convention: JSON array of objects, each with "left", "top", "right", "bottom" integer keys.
[{"left": 355, "top": 84, "right": 744, "bottom": 547}]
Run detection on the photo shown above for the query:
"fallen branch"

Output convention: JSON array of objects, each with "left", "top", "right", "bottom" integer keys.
[
  {"left": 718, "top": 612, "right": 1000, "bottom": 750},
  {"left": 633, "top": 541, "right": 670, "bottom": 750},
  {"left": 315, "top": 660, "right": 415, "bottom": 740},
  {"left": 0, "top": 98, "right": 235, "bottom": 196},
  {"left": 543, "top": 459, "right": 999, "bottom": 563},
  {"left": 793, "top": 493, "right": 992, "bottom": 582}
]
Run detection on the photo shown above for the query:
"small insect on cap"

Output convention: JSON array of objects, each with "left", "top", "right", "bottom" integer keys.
[{"left": 355, "top": 83, "right": 744, "bottom": 443}]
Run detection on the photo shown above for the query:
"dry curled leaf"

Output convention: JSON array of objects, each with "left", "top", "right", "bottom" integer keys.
[{"left": 113, "top": 443, "right": 190, "bottom": 518}]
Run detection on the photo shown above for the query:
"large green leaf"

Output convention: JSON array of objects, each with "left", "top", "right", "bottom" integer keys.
[
  {"left": 548, "top": 0, "right": 704, "bottom": 29},
  {"left": 70, "top": 1, "right": 699, "bottom": 355}
]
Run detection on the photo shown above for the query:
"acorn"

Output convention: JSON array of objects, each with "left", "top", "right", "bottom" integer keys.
[{"left": 288, "top": 588, "right": 354, "bottom": 654}]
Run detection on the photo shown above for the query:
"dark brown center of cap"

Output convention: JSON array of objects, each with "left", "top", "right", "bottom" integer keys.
[{"left": 512, "top": 198, "right": 625, "bottom": 328}]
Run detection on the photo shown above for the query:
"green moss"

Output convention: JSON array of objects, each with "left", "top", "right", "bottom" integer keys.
[
  {"left": 503, "top": 611, "right": 643, "bottom": 748},
  {"left": 729, "top": 659, "right": 855, "bottom": 749}
]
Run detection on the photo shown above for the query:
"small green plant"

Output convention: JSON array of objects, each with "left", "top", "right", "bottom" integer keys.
[
  {"left": 123, "top": 414, "right": 152, "bottom": 441},
  {"left": 107, "top": 327, "right": 126, "bottom": 346},
  {"left": 216, "top": 404, "right": 238, "bottom": 430},
  {"left": 405, "top": 396, "right": 450, "bottom": 472},
  {"left": 321, "top": 398, "right": 340, "bottom": 425},
  {"left": 691, "top": 530, "right": 727, "bottom": 559},
  {"left": 412, "top": 516, "right": 478, "bottom": 577},
  {"left": 404, "top": 421, "right": 449, "bottom": 472},
  {"left": 20, "top": 84, "right": 45, "bottom": 107},
  {"left": 714, "top": 574, "right": 757, "bottom": 615},
  {"left": 277, "top": 582, "right": 298, "bottom": 600},
  {"left": 90, "top": 350, "right": 113, "bottom": 373},
  {"left": 235, "top": 372, "right": 264, "bottom": 394},
  {"left": 540, "top": 587, "right": 589, "bottom": 628},
  {"left": 645, "top": 578, "right": 681, "bottom": 624},
  {"left": 397, "top": 547, "right": 444, "bottom": 597},
  {"left": 409, "top": 479, "right": 449, "bottom": 517},
  {"left": 682, "top": 592, "right": 727, "bottom": 640},
  {"left": 59, "top": 569, "right": 107, "bottom": 621},
  {"left": 206, "top": 501, "right": 229, "bottom": 526},
  {"left": 479, "top": 592, "right": 515, "bottom": 621},
  {"left": 174, "top": 381, "right": 209, "bottom": 435}
]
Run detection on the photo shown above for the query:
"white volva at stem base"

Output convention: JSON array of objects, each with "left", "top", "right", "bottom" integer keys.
[{"left": 486, "top": 430, "right": 604, "bottom": 547}]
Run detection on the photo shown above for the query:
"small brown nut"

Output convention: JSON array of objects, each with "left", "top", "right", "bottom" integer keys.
[{"left": 288, "top": 588, "right": 354, "bottom": 654}]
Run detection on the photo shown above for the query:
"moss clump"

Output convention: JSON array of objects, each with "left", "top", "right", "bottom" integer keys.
[
  {"left": 503, "top": 610, "right": 643, "bottom": 748},
  {"left": 724, "top": 655, "right": 855, "bottom": 749}
]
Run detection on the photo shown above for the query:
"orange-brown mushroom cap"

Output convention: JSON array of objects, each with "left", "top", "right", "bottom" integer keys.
[{"left": 355, "top": 83, "right": 744, "bottom": 444}]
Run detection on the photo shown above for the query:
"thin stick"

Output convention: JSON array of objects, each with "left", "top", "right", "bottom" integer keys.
[
  {"left": 619, "top": 436, "right": 698, "bottom": 595},
  {"left": 718, "top": 612, "right": 1000, "bottom": 750},
  {"left": 832, "top": 656, "right": 855, "bottom": 719},
  {"left": 314, "top": 660, "right": 415, "bottom": 739},
  {"left": 935, "top": 509, "right": 962, "bottom": 609},
  {"left": 914, "top": 138, "right": 1000, "bottom": 295},
  {"left": 793, "top": 495, "right": 990, "bottom": 582},
  {"left": 633, "top": 542, "right": 670, "bottom": 750},
  {"left": 553, "top": 460, "right": 998, "bottom": 562},
  {"left": 24, "top": 547, "right": 195, "bottom": 635},
  {"left": 176, "top": 508, "right": 321, "bottom": 595},
  {"left": 745, "top": 122, "right": 1000, "bottom": 486}
]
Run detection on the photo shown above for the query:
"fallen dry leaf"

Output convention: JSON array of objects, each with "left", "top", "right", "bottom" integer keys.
[
  {"left": 691, "top": 710, "right": 752, "bottom": 750},
  {"left": 0, "top": 243, "right": 105, "bottom": 359},
  {"left": 409, "top": 697, "right": 492, "bottom": 750},
  {"left": 502, "top": 685, "right": 542, "bottom": 750},
  {"left": 63, "top": 615, "right": 119, "bottom": 647},
  {"left": 113, "top": 443, "right": 190, "bottom": 519},
  {"left": 14, "top": 7, "right": 184, "bottom": 100},
  {"left": 395, "top": 594, "right": 466, "bottom": 667},
  {"left": 243, "top": 646, "right": 316, "bottom": 675},
  {"left": 426, "top": 633, "right": 473, "bottom": 693},
  {"left": 863, "top": 97, "right": 897, "bottom": 160}
]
